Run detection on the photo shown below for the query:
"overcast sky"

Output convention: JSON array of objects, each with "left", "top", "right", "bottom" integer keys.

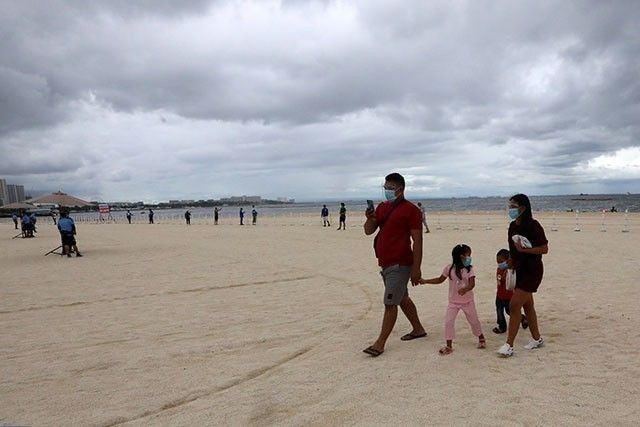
[{"left": 1, "top": 0, "right": 639, "bottom": 202}]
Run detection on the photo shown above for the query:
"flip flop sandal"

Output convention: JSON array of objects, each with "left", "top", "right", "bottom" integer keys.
[
  {"left": 363, "top": 346, "right": 384, "bottom": 357},
  {"left": 400, "top": 332, "right": 428, "bottom": 341},
  {"left": 438, "top": 346, "right": 453, "bottom": 355}
]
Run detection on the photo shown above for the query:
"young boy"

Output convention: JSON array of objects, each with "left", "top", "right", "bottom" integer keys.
[{"left": 493, "top": 249, "right": 527, "bottom": 334}]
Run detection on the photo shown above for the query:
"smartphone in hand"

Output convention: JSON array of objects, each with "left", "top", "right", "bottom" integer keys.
[{"left": 366, "top": 200, "right": 374, "bottom": 212}]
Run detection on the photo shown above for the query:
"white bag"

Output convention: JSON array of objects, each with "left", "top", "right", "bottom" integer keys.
[
  {"left": 506, "top": 269, "right": 517, "bottom": 290},
  {"left": 511, "top": 234, "right": 532, "bottom": 248}
]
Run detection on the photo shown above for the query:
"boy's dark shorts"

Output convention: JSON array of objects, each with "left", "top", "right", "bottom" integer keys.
[{"left": 61, "top": 233, "right": 76, "bottom": 246}]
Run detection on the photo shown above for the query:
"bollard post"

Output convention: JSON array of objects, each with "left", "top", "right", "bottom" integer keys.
[{"left": 622, "top": 209, "right": 630, "bottom": 233}]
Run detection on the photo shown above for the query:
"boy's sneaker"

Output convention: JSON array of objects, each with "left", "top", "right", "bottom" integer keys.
[
  {"left": 524, "top": 337, "right": 544, "bottom": 350},
  {"left": 497, "top": 343, "right": 514, "bottom": 357}
]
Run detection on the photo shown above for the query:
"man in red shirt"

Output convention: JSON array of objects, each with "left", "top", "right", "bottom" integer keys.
[{"left": 362, "top": 173, "right": 427, "bottom": 357}]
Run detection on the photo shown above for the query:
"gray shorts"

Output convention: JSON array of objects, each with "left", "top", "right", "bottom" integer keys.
[{"left": 380, "top": 265, "right": 411, "bottom": 306}]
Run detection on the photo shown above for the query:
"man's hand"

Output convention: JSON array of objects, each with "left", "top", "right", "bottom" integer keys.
[
  {"left": 365, "top": 208, "right": 376, "bottom": 220},
  {"left": 410, "top": 266, "right": 421, "bottom": 286}
]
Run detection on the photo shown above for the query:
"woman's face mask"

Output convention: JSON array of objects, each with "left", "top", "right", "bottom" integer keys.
[
  {"left": 462, "top": 256, "right": 472, "bottom": 267},
  {"left": 508, "top": 207, "right": 520, "bottom": 220},
  {"left": 497, "top": 261, "right": 508, "bottom": 270}
]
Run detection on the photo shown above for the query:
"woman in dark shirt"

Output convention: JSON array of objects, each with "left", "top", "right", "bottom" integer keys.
[{"left": 497, "top": 194, "right": 549, "bottom": 357}]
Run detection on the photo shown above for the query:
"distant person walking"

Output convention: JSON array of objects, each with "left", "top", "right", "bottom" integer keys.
[
  {"left": 239, "top": 207, "right": 245, "bottom": 225},
  {"left": 417, "top": 202, "right": 430, "bottom": 233},
  {"left": 251, "top": 205, "right": 258, "bottom": 225},
  {"left": 337, "top": 203, "right": 346, "bottom": 230},
  {"left": 12, "top": 213, "right": 18, "bottom": 229},
  {"left": 497, "top": 193, "right": 548, "bottom": 358},
  {"left": 51, "top": 211, "right": 57, "bottom": 225},
  {"left": 185, "top": 210, "right": 191, "bottom": 225},
  {"left": 321, "top": 205, "right": 330, "bottom": 227},
  {"left": 214, "top": 207, "right": 221, "bottom": 225},
  {"left": 148, "top": 209, "right": 154, "bottom": 224},
  {"left": 126, "top": 210, "right": 132, "bottom": 224},
  {"left": 362, "top": 172, "right": 427, "bottom": 357}
]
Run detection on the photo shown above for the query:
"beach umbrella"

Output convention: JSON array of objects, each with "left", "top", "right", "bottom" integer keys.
[{"left": 28, "top": 191, "right": 92, "bottom": 207}]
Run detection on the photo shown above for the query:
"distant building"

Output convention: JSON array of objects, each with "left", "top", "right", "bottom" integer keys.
[
  {"left": 221, "top": 195, "right": 262, "bottom": 203},
  {"left": 7, "top": 184, "right": 25, "bottom": 204},
  {"left": 0, "top": 179, "right": 7, "bottom": 206}
]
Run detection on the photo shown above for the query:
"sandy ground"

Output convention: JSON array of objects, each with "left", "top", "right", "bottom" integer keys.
[{"left": 1, "top": 211, "right": 639, "bottom": 426}]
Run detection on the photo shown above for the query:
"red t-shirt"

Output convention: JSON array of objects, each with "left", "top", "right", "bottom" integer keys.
[
  {"left": 496, "top": 268, "right": 513, "bottom": 300},
  {"left": 374, "top": 200, "right": 422, "bottom": 268}
]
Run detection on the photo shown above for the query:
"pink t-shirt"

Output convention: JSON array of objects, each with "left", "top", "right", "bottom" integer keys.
[{"left": 442, "top": 264, "right": 476, "bottom": 304}]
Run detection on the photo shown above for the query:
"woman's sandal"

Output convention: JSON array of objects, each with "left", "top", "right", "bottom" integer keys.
[
  {"left": 477, "top": 339, "right": 487, "bottom": 349},
  {"left": 438, "top": 346, "right": 453, "bottom": 355}
]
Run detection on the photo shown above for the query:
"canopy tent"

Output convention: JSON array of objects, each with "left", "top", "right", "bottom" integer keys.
[
  {"left": 0, "top": 202, "right": 37, "bottom": 211},
  {"left": 28, "top": 191, "right": 92, "bottom": 207}
]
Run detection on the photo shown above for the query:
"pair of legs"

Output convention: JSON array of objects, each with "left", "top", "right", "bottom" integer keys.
[
  {"left": 337, "top": 218, "right": 346, "bottom": 230},
  {"left": 322, "top": 217, "right": 330, "bottom": 227},
  {"left": 422, "top": 219, "right": 430, "bottom": 233},
  {"left": 61, "top": 235, "right": 82, "bottom": 257},
  {"left": 368, "top": 295, "right": 426, "bottom": 353},
  {"left": 441, "top": 301, "right": 485, "bottom": 355},
  {"left": 506, "top": 289, "right": 541, "bottom": 346},
  {"left": 494, "top": 298, "right": 528, "bottom": 333}
]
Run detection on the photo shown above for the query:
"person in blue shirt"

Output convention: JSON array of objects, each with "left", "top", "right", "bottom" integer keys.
[
  {"left": 22, "top": 211, "right": 33, "bottom": 238},
  {"left": 148, "top": 209, "right": 154, "bottom": 224},
  {"left": 57, "top": 209, "right": 82, "bottom": 257},
  {"left": 239, "top": 207, "right": 245, "bottom": 225},
  {"left": 321, "top": 205, "right": 330, "bottom": 227}
]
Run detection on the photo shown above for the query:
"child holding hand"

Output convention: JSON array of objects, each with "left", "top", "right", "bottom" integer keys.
[{"left": 420, "top": 244, "right": 485, "bottom": 355}]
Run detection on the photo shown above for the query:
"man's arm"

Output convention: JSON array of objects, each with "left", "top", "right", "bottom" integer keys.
[
  {"left": 363, "top": 209, "right": 378, "bottom": 235},
  {"left": 410, "top": 228, "right": 422, "bottom": 285}
]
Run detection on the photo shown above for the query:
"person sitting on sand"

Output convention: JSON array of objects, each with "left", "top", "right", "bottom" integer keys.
[
  {"left": 362, "top": 172, "right": 427, "bottom": 357},
  {"left": 419, "top": 244, "right": 486, "bottom": 355}
]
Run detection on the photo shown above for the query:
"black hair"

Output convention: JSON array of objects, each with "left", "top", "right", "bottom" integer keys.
[
  {"left": 449, "top": 244, "right": 471, "bottom": 280},
  {"left": 510, "top": 193, "right": 533, "bottom": 224},
  {"left": 496, "top": 248, "right": 510, "bottom": 258},
  {"left": 385, "top": 172, "right": 405, "bottom": 188}
]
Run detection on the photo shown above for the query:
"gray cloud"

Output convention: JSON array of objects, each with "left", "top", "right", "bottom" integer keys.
[{"left": 1, "top": 0, "right": 639, "bottom": 201}]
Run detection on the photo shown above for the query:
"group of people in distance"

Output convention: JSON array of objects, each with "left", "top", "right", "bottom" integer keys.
[
  {"left": 321, "top": 203, "right": 348, "bottom": 230},
  {"left": 362, "top": 172, "right": 547, "bottom": 358},
  {"left": 12, "top": 211, "right": 37, "bottom": 238}
]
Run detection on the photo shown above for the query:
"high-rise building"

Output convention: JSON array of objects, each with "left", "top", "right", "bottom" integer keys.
[
  {"left": 16, "top": 185, "right": 25, "bottom": 202},
  {"left": 0, "top": 179, "right": 7, "bottom": 206},
  {"left": 7, "top": 184, "right": 25, "bottom": 203}
]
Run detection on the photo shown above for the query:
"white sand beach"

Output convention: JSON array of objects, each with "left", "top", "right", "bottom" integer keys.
[{"left": 1, "top": 211, "right": 639, "bottom": 426}]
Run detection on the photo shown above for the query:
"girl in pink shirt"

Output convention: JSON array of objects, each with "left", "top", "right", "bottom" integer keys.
[{"left": 420, "top": 244, "right": 486, "bottom": 355}]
